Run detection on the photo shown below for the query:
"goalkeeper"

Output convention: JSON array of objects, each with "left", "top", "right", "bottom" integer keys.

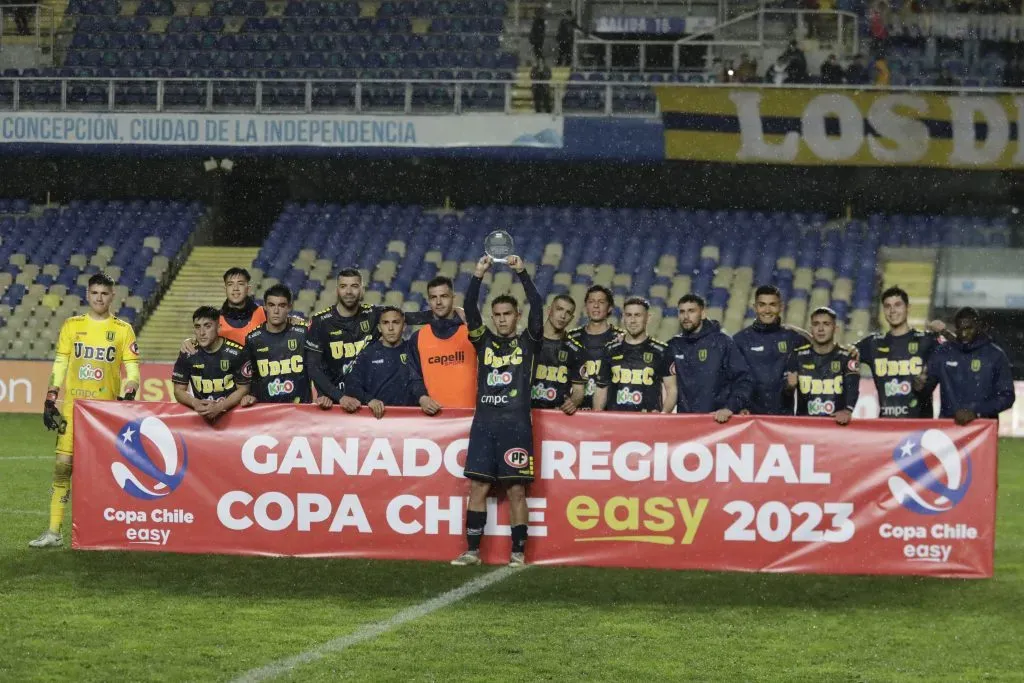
[{"left": 30, "top": 273, "right": 141, "bottom": 548}]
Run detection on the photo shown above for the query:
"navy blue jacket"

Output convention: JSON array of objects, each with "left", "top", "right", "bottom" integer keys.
[
  {"left": 344, "top": 339, "right": 427, "bottom": 407},
  {"left": 924, "top": 334, "right": 1015, "bottom": 419},
  {"left": 733, "top": 321, "right": 808, "bottom": 415},
  {"left": 667, "top": 320, "right": 753, "bottom": 413}
]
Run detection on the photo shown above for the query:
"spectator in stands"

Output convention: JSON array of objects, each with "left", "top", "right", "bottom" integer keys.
[
  {"left": 782, "top": 40, "right": 808, "bottom": 82},
  {"left": 845, "top": 54, "right": 869, "bottom": 84},
  {"left": 917, "top": 307, "right": 1015, "bottom": 425},
  {"left": 556, "top": 11, "right": 580, "bottom": 67},
  {"left": 872, "top": 54, "right": 890, "bottom": 86},
  {"left": 736, "top": 53, "right": 759, "bottom": 82},
  {"left": 935, "top": 67, "right": 956, "bottom": 87},
  {"left": 10, "top": 0, "right": 31, "bottom": 35},
  {"left": 868, "top": 1, "right": 889, "bottom": 55},
  {"left": 531, "top": 59, "right": 553, "bottom": 113},
  {"left": 766, "top": 58, "right": 789, "bottom": 84},
  {"left": 820, "top": 54, "right": 844, "bottom": 84},
  {"left": 530, "top": 8, "right": 547, "bottom": 61},
  {"left": 1003, "top": 58, "right": 1024, "bottom": 88}
]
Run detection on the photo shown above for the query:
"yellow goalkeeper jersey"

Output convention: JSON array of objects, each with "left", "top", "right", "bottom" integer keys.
[{"left": 52, "top": 314, "right": 140, "bottom": 401}]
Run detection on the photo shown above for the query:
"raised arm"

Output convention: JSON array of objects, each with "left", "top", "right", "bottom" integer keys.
[{"left": 465, "top": 255, "right": 492, "bottom": 338}]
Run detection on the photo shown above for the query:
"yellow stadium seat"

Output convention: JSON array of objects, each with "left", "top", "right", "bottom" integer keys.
[
  {"left": 793, "top": 268, "right": 813, "bottom": 291},
  {"left": 776, "top": 256, "right": 796, "bottom": 271},
  {"left": 7, "top": 254, "right": 24, "bottom": 268},
  {"left": 126, "top": 295, "right": 144, "bottom": 311},
  {"left": 593, "top": 265, "right": 615, "bottom": 286},
  {"left": 543, "top": 243, "right": 563, "bottom": 260},
  {"left": 459, "top": 260, "right": 478, "bottom": 274},
  {"left": 612, "top": 273, "right": 632, "bottom": 290},
  {"left": 424, "top": 250, "right": 443, "bottom": 265},
  {"left": 569, "top": 284, "right": 587, "bottom": 304},
  {"left": 669, "top": 276, "right": 692, "bottom": 302},
  {"left": 42, "top": 264, "right": 60, "bottom": 277},
  {"left": 656, "top": 255, "right": 677, "bottom": 276},
  {"left": 26, "top": 283, "right": 46, "bottom": 296},
  {"left": 363, "top": 291, "right": 383, "bottom": 306},
  {"left": 69, "top": 254, "right": 87, "bottom": 268},
  {"left": 410, "top": 280, "right": 428, "bottom": 296},
  {"left": 706, "top": 306, "right": 724, "bottom": 322},
  {"left": 648, "top": 283, "right": 669, "bottom": 300},
  {"left": 814, "top": 267, "right": 835, "bottom": 282},
  {"left": 386, "top": 240, "right": 406, "bottom": 257},
  {"left": 192, "top": 1, "right": 210, "bottom": 15},
  {"left": 260, "top": 277, "right": 279, "bottom": 291},
  {"left": 553, "top": 272, "right": 572, "bottom": 287},
  {"left": 700, "top": 245, "right": 720, "bottom": 261},
  {"left": 576, "top": 264, "right": 595, "bottom": 277},
  {"left": 786, "top": 299, "right": 808, "bottom": 328},
  {"left": 143, "top": 236, "right": 161, "bottom": 251},
  {"left": 297, "top": 248, "right": 317, "bottom": 263},
  {"left": 384, "top": 291, "right": 404, "bottom": 307},
  {"left": 105, "top": 266, "right": 122, "bottom": 282},
  {"left": 712, "top": 268, "right": 733, "bottom": 289},
  {"left": 453, "top": 293, "right": 465, "bottom": 309},
  {"left": 438, "top": 260, "right": 458, "bottom": 279},
  {"left": 0, "top": 273, "right": 12, "bottom": 287},
  {"left": 648, "top": 308, "right": 663, "bottom": 331},
  {"left": 401, "top": 301, "right": 420, "bottom": 313},
  {"left": 656, "top": 319, "right": 677, "bottom": 340},
  {"left": 96, "top": 245, "right": 114, "bottom": 260},
  {"left": 492, "top": 272, "right": 513, "bottom": 292},
  {"left": 41, "top": 294, "right": 62, "bottom": 311}
]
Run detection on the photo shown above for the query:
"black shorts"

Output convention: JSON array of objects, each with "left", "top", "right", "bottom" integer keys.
[{"left": 464, "top": 416, "right": 534, "bottom": 484}]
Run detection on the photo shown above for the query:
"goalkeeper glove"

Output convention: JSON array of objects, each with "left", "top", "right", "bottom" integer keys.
[
  {"left": 119, "top": 389, "right": 137, "bottom": 401},
  {"left": 43, "top": 392, "right": 66, "bottom": 434}
]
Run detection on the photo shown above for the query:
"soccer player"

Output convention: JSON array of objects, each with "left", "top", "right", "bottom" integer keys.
[
  {"left": 171, "top": 306, "right": 249, "bottom": 421},
  {"left": 566, "top": 285, "right": 624, "bottom": 409},
  {"left": 30, "top": 272, "right": 140, "bottom": 548},
  {"left": 239, "top": 285, "right": 331, "bottom": 409},
  {"left": 593, "top": 297, "right": 676, "bottom": 413},
  {"left": 339, "top": 307, "right": 442, "bottom": 419},
  {"left": 917, "top": 307, "right": 1015, "bottom": 425},
  {"left": 306, "top": 268, "right": 434, "bottom": 404},
  {"left": 856, "top": 286, "right": 944, "bottom": 418},
  {"left": 408, "top": 275, "right": 477, "bottom": 409},
  {"left": 451, "top": 254, "right": 543, "bottom": 568},
  {"left": 531, "top": 294, "right": 585, "bottom": 414},
  {"left": 667, "top": 294, "right": 753, "bottom": 422},
  {"left": 785, "top": 307, "right": 860, "bottom": 425},
  {"left": 733, "top": 285, "right": 811, "bottom": 415}
]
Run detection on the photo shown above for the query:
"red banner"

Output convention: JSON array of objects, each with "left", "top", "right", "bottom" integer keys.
[{"left": 72, "top": 401, "right": 997, "bottom": 578}]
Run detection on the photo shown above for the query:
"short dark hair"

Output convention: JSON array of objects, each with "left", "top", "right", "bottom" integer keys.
[
  {"left": 678, "top": 293, "right": 706, "bottom": 308},
  {"left": 336, "top": 268, "right": 362, "bottom": 281},
  {"left": 810, "top": 306, "right": 837, "bottom": 321},
  {"left": 87, "top": 272, "right": 114, "bottom": 290},
  {"left": 954, "top": 306, "right": 981, "bottom": 324},
  {"left": 378, "top": 305, "right": 404, "bottom": 320},
  {"left": 584, "top": 285, "right": 613, "bottom": 306},
  {"left": 223, "top": 267, "right": 251, "bottom": 283},
  {"left": 754, "top": 284, "right": 782, "bottom": 300},
  {"left": 263, "top": 284, "right": 293, "bottom": 304},
  {"left": 880, "top": 286, "right": 909, "bottom": 306},
  {"left": 623, "top": 296, "right": 650, "bottom": 310},
  {"left": 426, "top": 275, "right": 454, "bottom": 292},
  {"left": 192, "top": 306, "right": 220, "bottom": 323},
  {"left": 551, "top": 294, "right": 576, "bottom": 310},
  {"left": 492, "top": 294, "right": 519, "bottom": 311}
]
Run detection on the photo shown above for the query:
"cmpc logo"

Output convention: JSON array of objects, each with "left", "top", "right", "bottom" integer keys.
[
  {"left": 888, "top": 430, "right": 972, "bottom": 515},
  {"left": 111, "top": 417, "right": 188, "bottom": 501}
]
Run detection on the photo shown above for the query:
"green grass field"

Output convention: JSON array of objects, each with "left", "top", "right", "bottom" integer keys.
[{"left": 1, "top": 413, "right": 1022, "bottom": 682}]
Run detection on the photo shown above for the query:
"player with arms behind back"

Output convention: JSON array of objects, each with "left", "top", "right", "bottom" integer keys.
[
  {"left": 566, "top": 285, "right": 623, "bottom": 409},
  {"left": 593, "top": 297, "right": 676, "bottom": 413},
  {"left": 30, "top": 273, "right": 140, "bottom": 548},
  {"left": 451, "top": 254, "right": 543, "bottom": 568},
  {"left": 531, "top": 294, "right": 585, "bottom": 414},
  {"left": 240, "top": 285, "right": 331, "bottom": 409},
  {"left": 785, "top": 307, "right": 860, "bottom": 425},
  {"left": 172, "top": 306, "right": 250, "bottom": 422}
]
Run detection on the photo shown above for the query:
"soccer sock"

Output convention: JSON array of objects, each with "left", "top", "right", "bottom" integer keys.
[
  {"left": 49, "top": 461, "right": 73, "bottom": 534},
  {"left": 511, "top": 524, "right": 528, "bottom": 554},
  {"left": 466, "top": 509, "right": 486, "bottom": 552}
]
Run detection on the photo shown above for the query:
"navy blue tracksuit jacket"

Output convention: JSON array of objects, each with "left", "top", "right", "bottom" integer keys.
[
  {"left": 344, "top": 339, "right": 427, "bottom": 406},
  {"left": 924, "top": 334, "right": 1015, "bottom": 419},
  {"left": 667, "top": 320, "right": 753, "bottom": 413},
  {"left": 733, "top": 321, "right": 808, "bottom": 415}
]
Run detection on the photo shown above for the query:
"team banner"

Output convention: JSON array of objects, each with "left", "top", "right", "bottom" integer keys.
[
  {"left": 72, "top": 401, "right": 996, "bottom": 578},
  {"left": 0, "top": 113, "right": 564, "bottom": 148},
  {"left": 657, "top": 87, "right": 1024, "bottom": 169}
]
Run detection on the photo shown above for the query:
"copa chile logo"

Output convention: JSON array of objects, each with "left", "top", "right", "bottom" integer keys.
[
  {"left": 888, "top": 429, "right": 972, "bottom": 515},
  {"left": 111, "top": 417, "right": 189, "bottom": 500}
]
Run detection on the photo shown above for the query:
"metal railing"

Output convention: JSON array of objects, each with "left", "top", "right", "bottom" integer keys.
[
  {"left": 575, "top": 8, "right": 859, "bottom": 71},
  {"left": 0, "top": 4, "right": 55, "bottom": 63},
  {"left": 0, "top": 77, "right": 1019, "bottom": 119}
]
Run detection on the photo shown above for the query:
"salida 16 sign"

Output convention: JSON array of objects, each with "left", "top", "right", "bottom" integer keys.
[
  {"left": 71, "top": 401, "right": 997, "bottom": 578},
  {"left": 658, "top": 86, "right": 1024, "bottom": 169}
]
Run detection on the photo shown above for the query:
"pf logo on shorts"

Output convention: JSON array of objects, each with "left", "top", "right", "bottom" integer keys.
[{"left": 504, "top": 448, "right": 530, "bottom": 469}]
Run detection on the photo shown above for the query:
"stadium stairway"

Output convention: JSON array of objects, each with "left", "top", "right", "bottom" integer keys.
[
  {"left": 512, "top": 64, "right": 569, "bottom": 113},
  {"left": 138, "top": 246, "right": 259, "bottom": 361}
]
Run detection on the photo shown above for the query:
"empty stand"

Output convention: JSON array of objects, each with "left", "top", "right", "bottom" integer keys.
[{"left": 0, "top": 199, "right": 203, "bottom": 359}]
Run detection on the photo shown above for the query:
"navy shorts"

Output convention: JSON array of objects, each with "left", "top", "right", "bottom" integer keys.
[{"left": 464, "top": 416, "right": 534, "bottom": 484}]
